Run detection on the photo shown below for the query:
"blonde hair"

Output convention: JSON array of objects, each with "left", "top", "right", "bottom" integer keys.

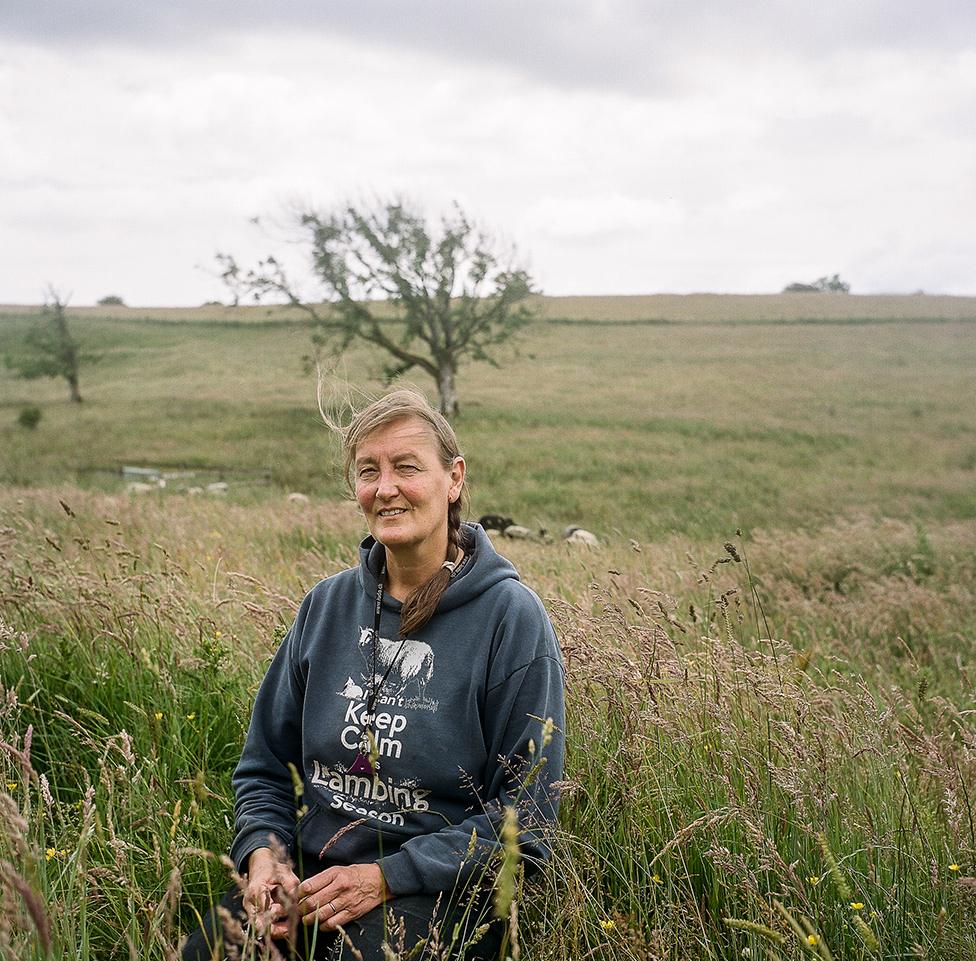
[{"left": 342, "top": 388, "right": 470, "bottom": 636}]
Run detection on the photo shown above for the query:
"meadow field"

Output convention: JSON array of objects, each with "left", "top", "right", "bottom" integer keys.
[{"left": 1, "top": 296, "right": 975, "bottom": 959}]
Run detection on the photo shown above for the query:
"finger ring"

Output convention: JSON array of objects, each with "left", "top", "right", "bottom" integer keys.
[{"left": 329, "top": 900, "right": 337, "bottom": 915}]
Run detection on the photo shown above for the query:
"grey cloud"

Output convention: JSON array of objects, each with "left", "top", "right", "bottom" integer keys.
[{"left": 3, "top": 1, "right": 975, "bottom": 96}]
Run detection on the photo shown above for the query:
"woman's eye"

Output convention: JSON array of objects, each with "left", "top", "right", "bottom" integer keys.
[
  {"left": 398, "top": 464, "right": 419, "bottom": 474},
  {"left": 358, "top": 467, "right": 378, "bottom": 479}
]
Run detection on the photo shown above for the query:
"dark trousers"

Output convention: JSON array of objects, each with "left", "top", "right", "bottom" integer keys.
[{"left": 181, "top": 877, "right": 504, "bottom": 961}]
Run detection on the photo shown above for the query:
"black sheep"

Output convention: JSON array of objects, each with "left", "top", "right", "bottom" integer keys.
[{"left": 478, "top": 514, "right": 515, "bottom": 533}]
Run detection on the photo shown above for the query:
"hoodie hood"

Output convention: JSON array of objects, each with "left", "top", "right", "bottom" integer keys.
[{"left": 357, "top": 522, "right": 519, "bottom": 615}]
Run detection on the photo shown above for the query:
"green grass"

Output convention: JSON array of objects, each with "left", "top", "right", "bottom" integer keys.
[
  {"left": 1, "top": 297, "right": 976, "bottom": 958},
  {"left": 2, "top": 306, "right": 975, "bottom": 543}
]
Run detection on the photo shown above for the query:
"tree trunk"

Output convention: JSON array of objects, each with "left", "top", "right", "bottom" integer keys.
[
  {"left": 437, "top": 362, "right": 459, "bottom": 418},
  {"left": 67, "top": 372, "right": 82, "bottom": 403},
  {"left": 51, "top": 297, "right": 83, "bottom": 402}
]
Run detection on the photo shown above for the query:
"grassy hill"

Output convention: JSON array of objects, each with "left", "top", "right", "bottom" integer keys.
[{"left": 1, "top": 298, "right": 974, "bottom": 542}]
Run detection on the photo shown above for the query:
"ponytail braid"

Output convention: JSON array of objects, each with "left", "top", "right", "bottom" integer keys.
[
  {"left": 399, "top": 497, "right": 470, "bottom": 637},
  {"left": 447, "top": 498, "right": 464, "bottom": 557}
]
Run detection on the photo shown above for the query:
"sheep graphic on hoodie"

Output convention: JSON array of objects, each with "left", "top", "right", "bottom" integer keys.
[{"left": 230, "top": 523, "right": 565, "bottom": 897}]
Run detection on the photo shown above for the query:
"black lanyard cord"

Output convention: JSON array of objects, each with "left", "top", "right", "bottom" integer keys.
[{"left": 367, "top": 561, "right": 410, "bottom": 718}]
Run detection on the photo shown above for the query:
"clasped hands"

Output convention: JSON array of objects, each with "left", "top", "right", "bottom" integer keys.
[{"left": 244, "top": 847, "right": 390, "bottom": 941}]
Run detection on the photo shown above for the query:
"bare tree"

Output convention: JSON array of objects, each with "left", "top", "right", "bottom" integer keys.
[
  {"left": 217, "top": 200, "right": 536, "bottom": 416},
  {"left": 5, "top": 287, "right": 87, "bottom": 403}
]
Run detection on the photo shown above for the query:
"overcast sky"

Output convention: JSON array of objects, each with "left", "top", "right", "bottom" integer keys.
[{"left": 2, "top": 1, "right": 975, "bottom": 305}]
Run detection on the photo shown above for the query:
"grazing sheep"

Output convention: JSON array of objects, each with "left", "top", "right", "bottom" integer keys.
[
  {"left": 564, "top": 526, "right": 600, "bottom": 549},
  {"left": 206, "top": 481, "right": 229, "bottom": 495},
  {"left": 126, "top": 481, "right": 157, "bottom": 495},
  {"left": 478, "top": 514, "right": 515, "bottom": 533},
  {"left": 358, "top": 627, "right": 434, "bottom": 699},
  {"left": 287, "top": 492, "right": 311, "bottom": 505},
  {"left": 503, "top": 525, "right": 535, "bottom": 539}
]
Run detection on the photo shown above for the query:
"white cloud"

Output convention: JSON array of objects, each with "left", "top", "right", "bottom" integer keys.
[
  {"left": 524, "top": 194, "right": 685, "bottom": 241},
  {"left": 1, "top": 15, "right": 974, "bottom": 304}
]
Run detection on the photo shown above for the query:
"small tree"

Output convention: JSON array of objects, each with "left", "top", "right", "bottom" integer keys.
[
  {"left": 218, "top": 200, "right": 536, "bottom": 416},
  {"left": 5, "top": 287, "right": 89, "bottom": 403},
  {"left": 97, "top": 294, "right": 126, "bottom": 306}
]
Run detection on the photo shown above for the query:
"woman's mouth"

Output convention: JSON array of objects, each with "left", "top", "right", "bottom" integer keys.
[{"left": 377, "top": 508, "right": 407, "bottom": 517}]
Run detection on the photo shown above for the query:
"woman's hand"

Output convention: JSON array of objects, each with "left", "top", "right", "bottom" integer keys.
[
  {"left": 298, "top": 863, "right": 391, "bottom": 931},
  {"left": 243, "top": 846, "right": 301, "bottom": 940}
]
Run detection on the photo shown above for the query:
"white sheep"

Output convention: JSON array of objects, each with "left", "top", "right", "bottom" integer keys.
[
  {"left": 125, "top": 481, "right": 157, "bottom": 495},
  {"left": 564, "top": 526, "right": 600, "bottom": 549}
]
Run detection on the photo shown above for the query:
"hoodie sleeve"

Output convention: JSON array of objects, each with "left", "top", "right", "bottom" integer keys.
[
  {"left": 378, "top": 598, "right": 565, "bottom": 896},
  {"left": 229, "top": 597, "right": 310, "bottom": 874}
]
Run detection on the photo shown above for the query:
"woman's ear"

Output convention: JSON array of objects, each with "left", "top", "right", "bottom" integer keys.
[{"left": 449, "top": 456, "right": 466, "bottom": 501}]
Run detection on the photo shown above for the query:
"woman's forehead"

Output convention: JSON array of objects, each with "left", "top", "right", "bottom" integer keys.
[{"left": 355, "top": 416, "right": 438, "bottom": 460}]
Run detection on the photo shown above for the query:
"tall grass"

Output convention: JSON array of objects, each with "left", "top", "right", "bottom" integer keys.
[{"left": 2, "top": 490, "right": 974, "bottom": 958}]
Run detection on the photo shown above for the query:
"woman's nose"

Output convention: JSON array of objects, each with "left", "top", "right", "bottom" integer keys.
[{"left": 376, "top": 470, "right": 399, "bottom": 498}]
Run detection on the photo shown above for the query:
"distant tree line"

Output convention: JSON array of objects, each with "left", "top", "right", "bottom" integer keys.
[{"left": 783, "top": 274, "right": 851, "bottom": 294}]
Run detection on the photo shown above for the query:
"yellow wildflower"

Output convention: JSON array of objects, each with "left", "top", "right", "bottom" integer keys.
[
  {"left": 652, "top": 874, "right": 663, "bottom": 885},
  {"left": 154, "top": 712, "right": 163, "bottom": 722},
  {"left": 186, "top": 712, "right": 196, "bottom": 721},
  {"left": 599, "top": 919, "right": 616, "bottom": 933},
  {"left": 807, "top": 875, "right": 820, "bottom": 885},
  {"left": 45, "top": 848, "right": 56, "bottom": 861},
  {"left": 214, "top": 630, "right": 222, "bottom": 639},
  {"left": 949, "top": 864, "right": 960, "bottom": 872},
  {"left": 850, "top": 902, "right": 864, "bottom": 911},
  {"left": 6, "top": 781, "right": 17, "bottom": 791},
  {"left": 807, "top": 934, "right": 818, "bottom": 946}
]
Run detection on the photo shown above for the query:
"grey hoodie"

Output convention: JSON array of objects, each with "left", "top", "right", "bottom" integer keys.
[{"left": 230, "top": 523, "right": 565, "bottom": 896}]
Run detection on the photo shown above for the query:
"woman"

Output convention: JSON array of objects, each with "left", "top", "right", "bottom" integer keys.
[{"left": 183, "top": 389, "right": 565, "bottom": 960}]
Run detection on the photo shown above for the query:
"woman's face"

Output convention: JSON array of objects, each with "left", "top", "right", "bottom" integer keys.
[{"left": 354, "top": 416, "right": 465, "bottom": 559}]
